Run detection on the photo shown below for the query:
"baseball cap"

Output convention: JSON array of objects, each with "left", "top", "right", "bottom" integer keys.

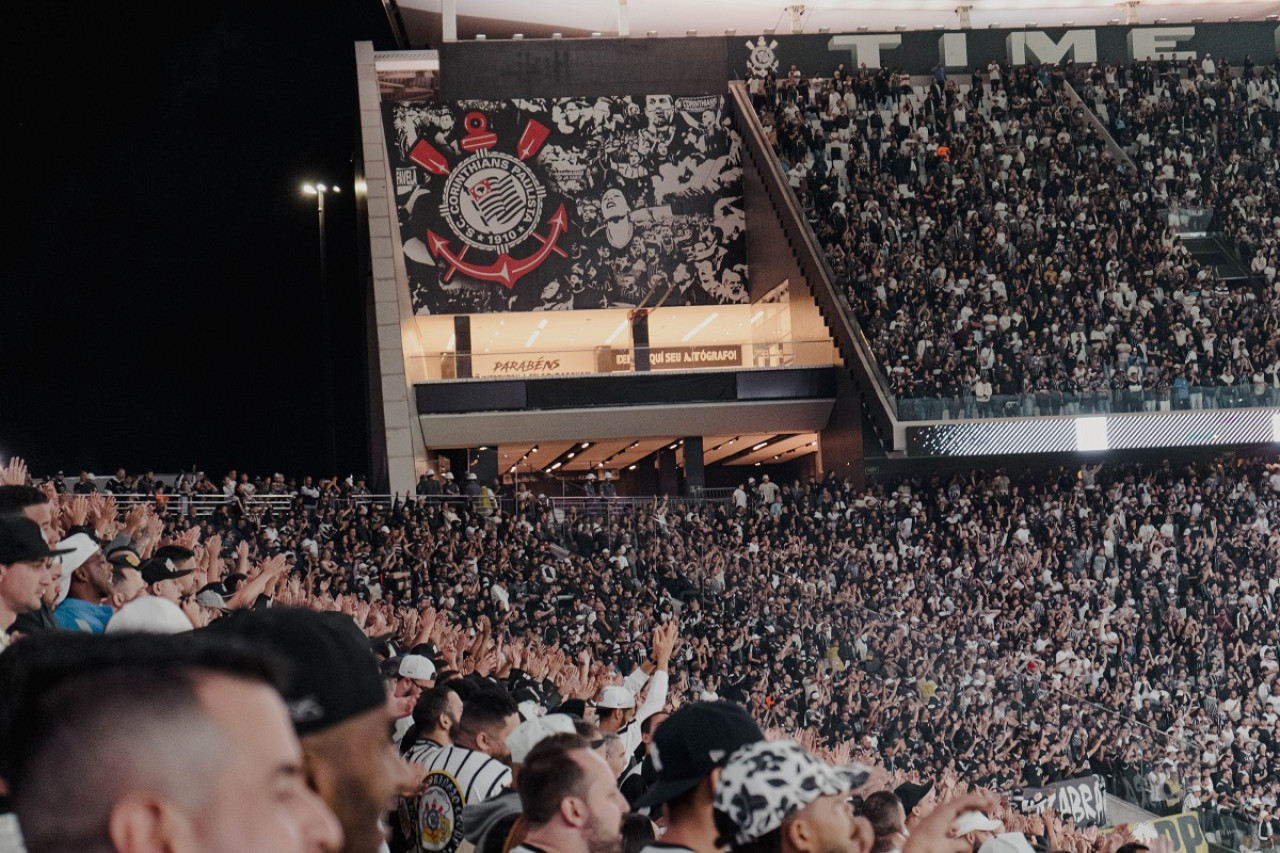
[
  {"left": 139, "top": 557, "right": 193, "bottom": 585},
  {"left": 895, "top": 780, "right": 934, "bottom": 813},
  {"left": 57, "top": 533, "right": 101, "bottom": 575},
  {"left": 635, "top": 701, "right": 764, "bottom": 809},
  {"left": 978, "top": 834, "right": 1037, "bottom": 853},
  {"left": 195, "top": 582, "right": 232, "bottom": 611},
  {"left": 507, "top": 713, "right": 577, "bottom": 764},
  {"left": 0, "top": 516, "right": 75, "bottom": 564},
  {"left": 105, "top": 597, "right": 194, "bottom": 634},
  {"left": 105, "top": 545, "right": 142, "bottom": 568},
  {"left": 595, "top": 685, "right": 636, "bottom": 710},
  {"left": 211, "top": 608, "right": 387, "bottom": 736},
  {"left": 398, "top": 654, "right": 437, "bottom": 682},
  {"left": 715, "top": 740, "right": 872, "bottom": 846},
  {"left": 955, "top": 811, "right": 1003, "bottom": 836}
]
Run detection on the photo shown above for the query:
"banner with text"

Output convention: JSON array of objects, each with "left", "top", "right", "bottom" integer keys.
[
  {"left": 1106, "top": 814, "right": 1207, "bottom": 853},
  {"left": 1020, "top": 776, "right": 1108, "bottom": 828},
  {"left": 384, "top": 95, "right": 747, "bottom": 315}
]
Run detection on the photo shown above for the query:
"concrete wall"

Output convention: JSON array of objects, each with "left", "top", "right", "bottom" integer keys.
[
  {"left": 356, "top": 42, "right": 421, "bottom": 497},
  {"left": 437, "top": 22, "right": 1280, "bottom": 99}
]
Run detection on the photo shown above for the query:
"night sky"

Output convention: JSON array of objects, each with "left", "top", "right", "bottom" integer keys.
[{"left": 6, "top": 0, "right": 396, "bottom": 480}]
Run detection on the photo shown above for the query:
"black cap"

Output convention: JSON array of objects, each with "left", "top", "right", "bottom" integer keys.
[
  {"left": 634, "top": 700, "right": 764, "bottom": 809},
  {"left": 0, "top": 516, "right": 75, "bottom": 564},
  {"left": 895, "top": 780, "right": 934, "bottom": 814},
  {"left": 210, "top": 608, "right": 386, "bottom": 736},
  {"left": 139, "top": 557, "right": 193, "bottom": 585}
]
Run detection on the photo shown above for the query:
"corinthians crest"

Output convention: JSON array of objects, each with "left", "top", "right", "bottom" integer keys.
[
  {"left": 408, "top": 112, "right": 567, "bottom": 288},
  {"left": 746, "top": 36, "right": 779, "bottom": 76}
]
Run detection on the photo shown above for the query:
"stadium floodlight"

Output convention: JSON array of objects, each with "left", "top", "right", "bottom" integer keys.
[{"left": 475, "top": 33, "right": 486, "bottom": 39}]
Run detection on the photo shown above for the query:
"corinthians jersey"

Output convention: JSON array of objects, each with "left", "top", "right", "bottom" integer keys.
[{"left": 404, "top": 745, "right": 511, "bottom": 853}]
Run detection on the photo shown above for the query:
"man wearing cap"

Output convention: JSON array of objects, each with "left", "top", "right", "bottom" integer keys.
[
  {"left": 4, "top": 630, "right": 344, "bottom": 853},
  {"left": 52, "top": 533, "right": 116, "bottom": 633},
  {"left": 214, "top": 607, "right": 409, "bottom": 853},
  {"left": 632, "top": 702, "right": 763, "bottom": 853},
  {"left": 951, "top": 810, "right": 1002, "bottom": 853},
  {"left": 0, "top": 486, "right": 64, "bottom": 634},
  {"left": 713, "top": 740, "right": 874, "bottom": 853},
  {"left": 894, "top": 781, "right": 935, "bottom": 833},
  {"left": 417, "top": 471, "right": 441, "bottom": 497},
  {"left": 596, "top": 621, "right": 678, "bottom": 757},
  {"left": 139, "top": 556, "right": 193, "bottom": 604},
  {"left": 391, "top": 655, "right": 437, "bottom": 743},
  {"left": 0, "top": 516, "right": 71, "bottom": 649}
]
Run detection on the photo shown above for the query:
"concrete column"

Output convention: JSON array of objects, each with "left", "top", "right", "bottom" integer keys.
[
  {"left": 683, "top": 436, "right": 705, "bottom": 495},
  {"left": 658, "top": 447, "right": 679, "bottom": 495},
  {"left": 442, "top": 0, "right": 458, "bottom": 42}
]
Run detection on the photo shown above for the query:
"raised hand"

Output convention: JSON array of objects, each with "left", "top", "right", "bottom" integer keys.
[{"left": 0, "top": 457, "right": 29, "bottom": 486}]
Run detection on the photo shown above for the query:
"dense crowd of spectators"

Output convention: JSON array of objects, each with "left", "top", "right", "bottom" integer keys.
[
  {"left": 752, "top": 61, "right": 1280, "bottom": 418},
  {"left": 2, "top": 452, "right": 1278, "bottom": 853}
]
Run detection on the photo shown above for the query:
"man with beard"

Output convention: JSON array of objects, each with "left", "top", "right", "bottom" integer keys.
[
  {"left": 511, "top": 733, "right": 629, "bottom": 853},
  {"left": 214, "top": 607, "right": 408, "bottom": 853},
  {"left": 407, "top": 686, "right": 519, "bottom": 853}
]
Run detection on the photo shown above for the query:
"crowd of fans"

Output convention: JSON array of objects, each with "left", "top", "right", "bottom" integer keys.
[
  {"left": 2, "top": 452, "right": 1278, "bottom": 853},
  {"left": 752, "top": 60, "right": 1280, "bottom": 418}
]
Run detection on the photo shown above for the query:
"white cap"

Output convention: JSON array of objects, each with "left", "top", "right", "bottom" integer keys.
[
  {"left": 445, "top": 472, "right": 454, "bottom": 479},
  {"left": 595, "top": 685, "right": 636, "bottom": 709},
  {"left": 955, "top": 811, "right": 1003, "bottom": 836},
  {"left": 978, "top": 834, "right": 1036, "bottom": 853},
  {"left": 56, "top": 533, "right": 100, "bottom": 604},
  {"left": 398, "top": 654, "right": 437, "bottom": 682},
  {"left": 106, "top": 597, "right": 193, "bottom": 635},
  {"left": 603, "top": 472, "right": 612, "bottom": 480},
  {"left": 467, "top": 472, "right": 477, "bottom": 480},
  {"left": 585, "top": 473, "right": 596, "bottom": 480},
  {"left": 507, "top": 713, "right": 576, "bottom": 764},
  {"left": 426, "top": 468, "right": 435, "bottom": 475}
]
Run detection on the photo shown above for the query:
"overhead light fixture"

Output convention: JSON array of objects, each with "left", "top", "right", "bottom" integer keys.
[
  {"left": 581, "top": 442, "right": 590, "bottom": 449},
  {"left": 725, "top": 28, "right": 736, "bottom": 35},
  {"left": 591, "top": 31, "right": 603, "bottom": 37},
  {"left": 686, "top": 29, "right": 697, "bottom": 36},
  {"left": 628, "top": 464, "right": 637, "bottom": 470},
  {"left": 752, "top": 441, "right": 768, "bottom": 451},
  {"left": 668, "top": 443, "right": 678, "bottom": 450},
  {"left": 646, "top": 29, "right": 658, "bottom": 36},
  {"left": 818, "top": 26, "right": 830, "bottom": 33},
  {"left": 513, "top": 33, "right": 524, "bottom": 39},
  {"left": 552, "top": 32, "right": 563, "bottom": 39},
  {"left": 567, "top": 452, "right": 575, "bottom": 459},
  {"left": 989, "top": 22, "right": 1001, "bottom": 28},
  {"left": 857, "top": 25, "right": 868, "bottom": 31},
  {"left": 1107, "top": 19, "right": 1120, "bottom": 25}
]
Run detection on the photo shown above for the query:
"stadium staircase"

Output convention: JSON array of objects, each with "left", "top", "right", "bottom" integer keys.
[
  {"left": 1182, "top": 235, "right": 1254, "bottom": 285},
  {"left": 727, "top": 81, "right": 900, "bottom": 450}
]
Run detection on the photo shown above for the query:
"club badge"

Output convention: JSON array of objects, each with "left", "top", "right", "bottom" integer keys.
[{"left": 409, "top": 112, "right": 567, "bottom": 288}]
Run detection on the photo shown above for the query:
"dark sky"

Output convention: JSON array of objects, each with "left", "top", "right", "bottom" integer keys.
[{"left": 6, "top": 0, "right": 396, "bottom": 480}]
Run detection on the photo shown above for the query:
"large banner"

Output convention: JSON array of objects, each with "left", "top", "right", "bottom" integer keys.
[
  {"left": 1020, "top": 776, "right": 1108, "bottom": 828},
  {"left": 384, "top": 96, "right": 748, "bottom": 315},
  {"left": 1107, "top": 814, "right": 1207, "bottom": 853}
]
